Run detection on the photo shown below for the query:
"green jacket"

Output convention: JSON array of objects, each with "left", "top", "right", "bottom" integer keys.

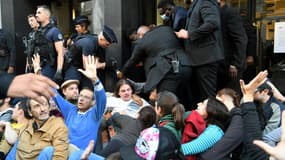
[{"left": 158, "top": 114, "right": 182, "bottom": 141}]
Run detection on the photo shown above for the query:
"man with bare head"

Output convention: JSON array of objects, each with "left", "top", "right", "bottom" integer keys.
[
  {"left": 35, "top": 5, "right": 64, "bottom": 83},
  {"left": 119, "top": 25, "right": 192, "bottom": 109},
  {"left": 4, "top": 96, "right": 69, "bottom": 159}
]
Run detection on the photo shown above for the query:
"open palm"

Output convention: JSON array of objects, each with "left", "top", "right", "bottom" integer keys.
[{"left": 78, "top": 55, "right": 98, "bottom": 83}]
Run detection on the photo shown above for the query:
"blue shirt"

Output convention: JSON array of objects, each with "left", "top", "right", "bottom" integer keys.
[
  {"left": 75, "top": 34, "right": 97, "bottom": 56},
  {"left": 53, "top": 81, "right": 106, "bottom": 149},
  {"left": 181, "top": 124, "right": 224, "bottom": 155}
]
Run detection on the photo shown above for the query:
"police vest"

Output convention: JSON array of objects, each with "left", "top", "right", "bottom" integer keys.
[{"left": 34, "top": 24, "right": 56, "bottom": 67}]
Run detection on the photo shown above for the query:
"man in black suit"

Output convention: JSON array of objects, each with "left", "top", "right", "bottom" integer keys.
[
  {"left": 176, "top": 0, "right": 224, "bottom": 104},
  {"left": 119, "top": 25, "right": 192, "bottom": 107},
  {"left": 216, "top": 0, "right": 248, "bottom": 94}
]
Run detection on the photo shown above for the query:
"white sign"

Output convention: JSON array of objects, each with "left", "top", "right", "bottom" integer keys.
[{"left": 274, "top": 22, "right": 285, "bottom": 53}]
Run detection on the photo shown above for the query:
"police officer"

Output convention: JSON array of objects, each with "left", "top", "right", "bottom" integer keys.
[
  {"left": 63, "top": 15, "right": 96, "bottom": 88},
  {"left": 0, "top": 29, "right": 16, "bottom": 74},
  {"left": 65, "top": 16, "right": 118, "bottom": 89},
  {"left": 35, "top": 5, "right": 64, "bottom": 83},
  {"left": 24, "top": 14, "right": 40, "bottom": 73}
]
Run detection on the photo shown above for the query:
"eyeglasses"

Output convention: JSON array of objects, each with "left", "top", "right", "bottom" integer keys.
[{"left": 79, "top": 94, "right": 92, "bottom": 100}]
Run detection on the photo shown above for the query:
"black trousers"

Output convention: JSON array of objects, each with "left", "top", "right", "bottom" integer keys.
[
  {"left": 190, "top": 62, "right": 218, "bottom": 107},
  {"left": 157, "top": 65, "right": 192, "bottom": 109}
]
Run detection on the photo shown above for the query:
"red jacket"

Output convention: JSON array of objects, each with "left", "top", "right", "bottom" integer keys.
[{"left": 182, "top": 110, "right": 206, "bottom": 160}]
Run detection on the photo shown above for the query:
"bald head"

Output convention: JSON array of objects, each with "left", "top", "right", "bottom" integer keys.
[{"left": 137, "top": 25, "right": 150, "bottom": 39}]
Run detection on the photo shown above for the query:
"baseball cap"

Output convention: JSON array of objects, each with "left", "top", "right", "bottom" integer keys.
[{"left": 120, "top": 127, "right": 184, "bottom": 160}]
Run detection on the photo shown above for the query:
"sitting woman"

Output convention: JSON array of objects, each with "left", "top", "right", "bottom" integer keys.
[
  {"left": 199, "top": 88, "right": 243, "bottom": 159},
  {"left": 181, "top": 97, "right": 231, "bottom": 160},
  {"left": 155, "top": 91, "right": 185, "bottom": 141},
  {"left": 106, "top": 79, "right": 149, "bottom": 118}
]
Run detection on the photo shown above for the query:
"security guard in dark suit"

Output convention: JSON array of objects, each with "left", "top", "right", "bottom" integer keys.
[
  {"left": 217, "top": 0, "right": 248, "bottom": 95},
  {"left": 176, "top": 0, "right": 224, "bottom": 104},
  {"left": 119, "top": 25, "right": 192, "bottom": 108}
]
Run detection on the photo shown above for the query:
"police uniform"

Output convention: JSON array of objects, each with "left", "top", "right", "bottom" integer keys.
[
  {"left": 35, "top": 23, "right": 64, "bottom": 80},
  {"left": 63, "top": 16, "right": 97, "bottom": 88},
  {"left": 64, "top": 24, "right": 117, "bottom": 87},
  {"left": 94, "top": 26, "right": 118, "bottom": 91}
]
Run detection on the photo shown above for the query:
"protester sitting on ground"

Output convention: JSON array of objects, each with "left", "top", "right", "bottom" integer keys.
[
  {"left": 99, "top": 106, "right": 157, "bottom": 158},
  {"left": 199, "top": 88, "right": 244, "bottom": 159},
  {"left": 32, "top": 53, "right": 107, "bottom": 150},
  {"left": 99, "top": 112, "right": 142, "bottom": 157},
  {"left": 0, "top": 99, "right": 32, "bottom": 158},
  {"left": 106, "top": 79, "right": 149, "bottom": 118},
  {"left": 137, "top": 106, "right": 157, "bottom": 130},
  {"left": 181, "top": 97, "right": 231, "bottom": 159},
  {"left": 119, "top": 127, "right": 185, "bottom": 160},
  {"left": 254, "top": 81, "right": 285, "bottom": 135},
  {"left": 53, "top": 55, "right": 106, "bottom": 151},
  {"left": 61, "top": 79, "right": 79, "bottom": 105},
  {"left": 4, "top": 96, "right": 69, "bottom": 159},
  {"left": 155, "top": 91, "right": 185, "bottom": 141},
  {"left": 238, "top": 70, "right": 269, "bottom": 159}
]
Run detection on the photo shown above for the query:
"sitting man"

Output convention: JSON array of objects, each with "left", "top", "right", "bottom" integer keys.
[
  {"left": 254, "top": 81, "right": 285, "bottom": 135},
  {"left": 53, "top": 55, "right": 106, "bottom": 150},
  {"left": 61, "top": 79, "right": 79, "bottom": 105},
  {"left": 5, "top": 96, "right": 69, "bottom": 159}
]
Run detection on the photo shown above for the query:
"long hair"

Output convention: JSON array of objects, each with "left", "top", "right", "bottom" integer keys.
[
  {"left": 113, "top": 79, "right": 134, "bottom": 97},
  {"left": 156, "top": 91, "right": 185, "bottom": 129},
  {"left": 206, "top": 97, "right": 231, "bottom": 131}
]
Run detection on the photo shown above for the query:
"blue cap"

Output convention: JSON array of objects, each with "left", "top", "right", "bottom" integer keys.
[
  {"left": 74, "top": 15, "right": 90, "bottom": 25},
  {"left": 102, "top": 25, "right": 118, "bottom": 43}
]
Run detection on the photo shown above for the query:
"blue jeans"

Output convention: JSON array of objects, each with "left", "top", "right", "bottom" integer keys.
[
  {"left": 6, "top": 141, "right": 54, "bottom": 160},
  {"left": 68, "top": 150, "right": 105, "bottom": 160}
]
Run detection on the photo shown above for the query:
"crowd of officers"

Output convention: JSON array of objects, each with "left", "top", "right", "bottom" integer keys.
[{"left": 0, "top": 0, "right": 284, "bottom": 159}]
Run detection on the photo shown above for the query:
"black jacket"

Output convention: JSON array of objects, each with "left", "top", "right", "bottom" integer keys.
[
  {"left": 220, "top": 4, "right": 248, "bottom": 70},
  {"left": 240, "top": 102, "right": 269, "bottom": 160},
  {"left": 121, "top": 26, "right": 191, "bottom": 93},
  {"left": 184, "top": 0, "right": 224, "bottom": 66}
]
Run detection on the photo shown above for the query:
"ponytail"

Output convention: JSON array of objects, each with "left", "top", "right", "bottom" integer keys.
[{"left": 172, "top": 103, "right": 185, "bottom": 130}]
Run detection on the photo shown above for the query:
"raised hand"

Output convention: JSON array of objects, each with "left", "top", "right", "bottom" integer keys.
[
  {"left": 78, "top": 55, "right": 98, "bottom": 83},
  {"left": 32, "top": 53, "right": 41, "bottom": 74},
  {"left": 240, "top": 70, "right": 268, "bottom": 102}
]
